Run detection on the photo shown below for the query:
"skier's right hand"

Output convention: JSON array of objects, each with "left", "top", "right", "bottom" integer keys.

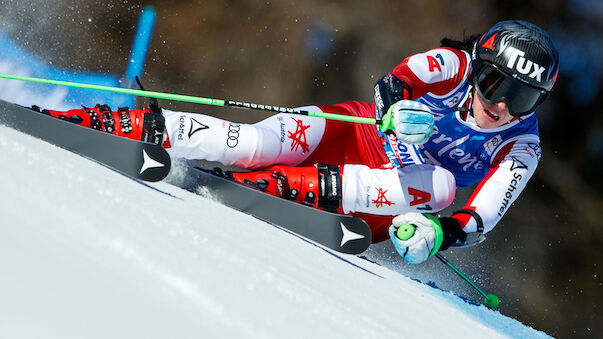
[
  {"left": 380, "top": 100, "right": 434, "bottom": 145},
  {"left": 388, "top": 212, "right": 443, "bottom": 264}
]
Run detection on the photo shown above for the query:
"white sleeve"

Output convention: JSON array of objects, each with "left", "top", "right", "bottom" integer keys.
[{"left": 454, "top": 135, "right": 542, "bottom": 233}]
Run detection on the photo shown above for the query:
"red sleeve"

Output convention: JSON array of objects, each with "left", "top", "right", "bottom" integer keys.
[{"left": 392, "top": 47, "right": 471, "bottom": 99}]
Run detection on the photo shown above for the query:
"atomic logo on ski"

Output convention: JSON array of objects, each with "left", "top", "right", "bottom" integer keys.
[
  {"left": 140, "top": 149, "right": 165, "bottom": 174},
  {"left": 340, "top": 222, "right": 365, "bottom": 247},
  {"left": 288, "top": 118, "right": 311, "bottom": 153}
]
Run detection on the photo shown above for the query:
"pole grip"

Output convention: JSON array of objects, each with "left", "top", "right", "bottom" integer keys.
[{"left": 395, "top": 223, "right": 416, "bottom": 241}]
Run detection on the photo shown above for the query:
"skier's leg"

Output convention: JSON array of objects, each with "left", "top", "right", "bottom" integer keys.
[
  {"left": 163, "top": 107, "right": 327, "bottom": 169},
  {"left": 227, "top": 163, "right": 455, "bottom": 217},
  {"left": 300, "top": 101, "right": 390, "bottom": 168},
  {"left": 341, "top": 164, "right": 456, "bottom": 214},
  {"left": 341, "top": 164, "right": 456, "bottom": 241}
]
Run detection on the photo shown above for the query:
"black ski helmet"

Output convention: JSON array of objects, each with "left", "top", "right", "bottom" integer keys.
[{"left": 471, "top": 20, "right": 560, "bottom": 116}]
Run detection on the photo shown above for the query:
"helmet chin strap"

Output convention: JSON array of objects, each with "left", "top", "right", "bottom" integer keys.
[
  {"left": 453, "top": 88, "right": 474, "bottom": 119},
  {"left": 455, "top": 89, "right": 524, "bottom": 126}
]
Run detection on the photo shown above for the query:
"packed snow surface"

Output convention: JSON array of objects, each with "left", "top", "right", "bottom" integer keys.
[{"left": 0, "top": 125, "right": 551, "bottom": 338}]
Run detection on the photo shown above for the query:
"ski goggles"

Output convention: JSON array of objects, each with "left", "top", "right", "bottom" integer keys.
[{"left": 472, "top": 61, "right": 548, "bottom": 116}]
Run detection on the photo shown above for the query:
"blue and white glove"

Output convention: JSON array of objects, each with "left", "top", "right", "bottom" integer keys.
[
  {"left": 389, "top": 212, "right": 443, "bottom": 264},
  {"left": 380, "top": 100, "right": 434, "bottom": 145}
]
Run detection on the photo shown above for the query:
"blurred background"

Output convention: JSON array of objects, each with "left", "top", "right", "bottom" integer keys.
[{"left": 0, "top": 0, "right": 601, "bottom": 337}]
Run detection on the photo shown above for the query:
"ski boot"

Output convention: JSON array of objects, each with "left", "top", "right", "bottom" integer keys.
[
  {"left": 224, "top": 164, "right": 342, "bottom": 212},
  {"left": 30, "top": 101, "right": 166, "bottom": 146}
]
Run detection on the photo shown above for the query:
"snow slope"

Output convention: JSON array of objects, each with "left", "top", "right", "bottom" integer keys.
[{"left": 0, "top": 124, "right": 551, "bottom": 338}]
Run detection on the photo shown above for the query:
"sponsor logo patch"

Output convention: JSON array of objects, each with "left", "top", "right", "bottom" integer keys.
[
  {"left": 505, "top": 46, "right": 546, "bottom": 82},
  {"left": 188, "top": 117, "right": 209, "bottom": 138},
  {"left": 278, "top": 116, "right": 286, "bottom": 143},
  {"left": 510, "top": 156, "right": 528, "bottom": 171},
  {"left": 483, "top": 134, "right": 503, "bottom": 156},
  {"left": 372, "top": 188, "right": 393, "bottom": 208},
  {"left": 227, "top": 123, "right": 240, "bottom": 148},
  {"left": 177, "top": 115, "right": 187, "bottom": 140},
  {"left": 288, "top": 118, "right": 311, "bottom": 153},
  {"left": 408, "top": 187, "right": 431, "bottom": 207},
  {"left": 528, "top": 143, "right": 542, "bottom": 159},
  {"left": 497, "top": 155, "right": 530, "bottom": 216},
  {"left": 482, "top": 33, "right": 496, "bottom": 50},
  {"left": 498, "top": 172, "right": 523, "bottom": 217}
]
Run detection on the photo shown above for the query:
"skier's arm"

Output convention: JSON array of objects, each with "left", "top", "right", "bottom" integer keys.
[
  {"left": 439, "top": 136, "right": 542, "bottom": 249},
  {"left": 374, "top": 47, "right": 471, "bottom": 115}
]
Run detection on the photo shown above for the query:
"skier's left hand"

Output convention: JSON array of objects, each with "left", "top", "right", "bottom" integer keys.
[
  {"left": 388, "top": 212, "right": 443, "bottom": 264},
  {"left": 380, "top": 100, "right": 434, "bottom": 145}
]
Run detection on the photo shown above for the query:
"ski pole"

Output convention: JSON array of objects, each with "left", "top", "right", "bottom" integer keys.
[
  {"left": 396, "top": 223, "right": 500, "bottom": 309},
  {"left": 435, "top": 253, "right": 500, "bottom": 309},
  {"left": 0, "top": 73, "right": 382, "bottom": 126}
]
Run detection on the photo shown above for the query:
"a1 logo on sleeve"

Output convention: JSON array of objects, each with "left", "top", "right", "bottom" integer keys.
[{"left": 426, "top": 53, "right": 445, "bottom": 73}]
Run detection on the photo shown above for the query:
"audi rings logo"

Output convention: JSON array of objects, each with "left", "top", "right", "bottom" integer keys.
[{"left": 227, "top": 123, "right": 241, "bottom": 148}]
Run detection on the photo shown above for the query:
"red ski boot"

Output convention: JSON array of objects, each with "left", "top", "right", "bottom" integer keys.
[
  {"left": 228, "top": 164, "right": 342, "bottom": 212},
  {"left": 34, "top": 103, "right": 165, "bottom": 145}
]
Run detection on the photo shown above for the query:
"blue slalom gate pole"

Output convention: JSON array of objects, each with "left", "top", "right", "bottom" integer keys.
[{"left": 124, "top": 5, "right": 156, "bottom": 88}]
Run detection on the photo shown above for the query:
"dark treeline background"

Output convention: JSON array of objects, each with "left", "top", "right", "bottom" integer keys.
[{"left": 1, "top": 0, "right": 601, "bottom": 337}]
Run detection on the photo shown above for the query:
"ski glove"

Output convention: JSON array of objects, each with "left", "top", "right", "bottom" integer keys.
[
  {"left": 388, "top": 212, "right": 444, "bottom": 264},
  {"left": 380, "top": 100, "right": 434, "bottom": 145}
]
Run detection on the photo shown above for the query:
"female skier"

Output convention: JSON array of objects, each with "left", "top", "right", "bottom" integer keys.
[{"left": 44, "top": 20, "right": 559, "bottom": 264}]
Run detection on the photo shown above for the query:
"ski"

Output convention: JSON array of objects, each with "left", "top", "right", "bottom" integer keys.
[
  {"left": 166, "top": 160, "right": 372, "bottom": 254},
  {"left": 0, "top": 99, "right": 171, "bottom": 182}
]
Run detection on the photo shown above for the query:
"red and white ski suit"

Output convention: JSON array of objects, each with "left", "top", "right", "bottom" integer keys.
[{"left": 162, "top": 47, "right": 540, "bottom": 243}]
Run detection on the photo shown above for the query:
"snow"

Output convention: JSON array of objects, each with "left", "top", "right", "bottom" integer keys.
[
  {"left": 0, "top": 61, "right": 70, "bottom": 109},
  {"left": 0, "top": 125, "right": 551, "bottom": 338}
]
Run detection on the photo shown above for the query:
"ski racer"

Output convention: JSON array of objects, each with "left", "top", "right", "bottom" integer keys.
[{"left": 42, "top": 20, "right": 559, "bottom": 264}]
